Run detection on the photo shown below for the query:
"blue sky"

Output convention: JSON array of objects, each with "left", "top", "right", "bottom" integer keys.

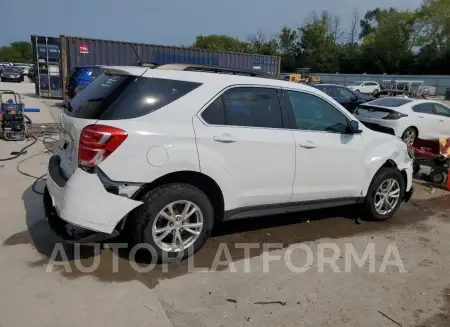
[{"left": 3, "top": 0, "right": 423, "bottom": 46}]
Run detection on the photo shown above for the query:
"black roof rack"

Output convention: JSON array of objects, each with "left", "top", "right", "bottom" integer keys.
[{"left": 156, "top": 64, "right": 276, "bottom": 79}]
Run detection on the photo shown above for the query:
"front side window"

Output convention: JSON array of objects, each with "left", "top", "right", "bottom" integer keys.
[
  {"left": 286, "top": 91, "right": 349, "bottom": 133},
  {"left": 433, "top": 103, "right": 450, "bottom": 117},
  {"left": 221, "top": 87, "right": 283, "bottom": 129},
  {"left": 413, "top": 103, "right": 435, "bottom": 114}
]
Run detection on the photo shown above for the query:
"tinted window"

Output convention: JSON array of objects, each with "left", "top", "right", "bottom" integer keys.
[
  {"left": 413, "top": 103, "right": 435, "bottom": 114},
  {"left": 287, "top": 91, "right": 349, "bottom": 133},
  {"left": 201, "top": 97, "right": 225, "bottom": 125},
  {"left": 365, "top": 82, "right": 377, "bottom": 86},
  {"left": 91, "top": 68, "right": 102, "bottom": 78},
  {"left": 69, "top": 67, "right": 82, "bottom": 79},
  {"left": 369, "top": 98, "right": 412, "bottom": 107},
  {"left": 314, "top": 85, "right": 337, "bottom": 97},
  {"left": 222, "top": 87, "right": 283, "bottom": 128},
  {"left": 335, "top": 87, "right": 355, "bottom": 99},
  {"left": 67, "top": 74, "right": 201, "bottom": 120},
  {"left": 433, "top": 103, "right": 450, "bottom": 117}
]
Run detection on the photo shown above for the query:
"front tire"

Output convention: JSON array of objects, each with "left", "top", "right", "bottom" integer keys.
[
  {"left": 128, "top": 183, "right": 214, "bottom": 262},
  {"left": 362, "top": 167, "right": 405, "bottom": 221}
]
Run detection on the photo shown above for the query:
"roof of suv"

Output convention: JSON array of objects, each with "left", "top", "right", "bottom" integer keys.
[{"left": 104, "top": 66, "right": 322, "bottom": 94}]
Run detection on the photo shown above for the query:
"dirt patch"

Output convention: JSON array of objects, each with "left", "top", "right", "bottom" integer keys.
[{"left": 415, "top": 288, "right": 450, "bottom": 327}]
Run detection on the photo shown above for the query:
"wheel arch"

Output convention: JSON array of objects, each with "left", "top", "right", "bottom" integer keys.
[
  {"left": 131, "top": 170, "right": 225, "bottom": 221},
  {"left": 403, "top": 126, "right": 419, "bottom": 138}
]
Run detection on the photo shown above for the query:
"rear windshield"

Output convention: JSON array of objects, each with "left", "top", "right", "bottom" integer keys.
[
  {"left": 366, "top": 98, "right": 412, "bottom": 107},
  {"left": 66, "top": 74, "right": 201, "bottom": 120}
]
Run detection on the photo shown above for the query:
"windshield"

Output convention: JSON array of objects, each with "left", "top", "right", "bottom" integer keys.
[
  {"left": 67, "top": 73, "right": 202, "bottom": 120},
  {"left": 3, "top": 68, "right": 20, "bottom": 73}
]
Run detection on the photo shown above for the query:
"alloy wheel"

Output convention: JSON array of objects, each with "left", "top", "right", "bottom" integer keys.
[
  {"left": 151, "top": 200, "right": 204, "bottom": 252},
  {"left": 402, "top": 129, "right": 416, "bottom": 146},
  {"left": 374, "top": 178, "right": 401, "bottom": 215}
]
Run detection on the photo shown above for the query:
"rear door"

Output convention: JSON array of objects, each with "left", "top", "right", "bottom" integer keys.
[{"left": 193, "top": 86, "right": 295, "bottom": 209}]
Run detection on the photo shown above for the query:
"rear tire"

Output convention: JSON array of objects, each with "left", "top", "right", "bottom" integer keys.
[
  {"left": 372, "top": 89, "right": 379, "bottom": 96},
  {"left": 362, "top": 167, "right": 405, "bottom": 221},
  {"left": 401, "top": 127, "right": 417, "bottom": 146},
  {"left": 128, "top": 183, "right": 214, "bottom": 262},
  {"left": 429, "top": 169, "right": 447, "bottom": 185}
]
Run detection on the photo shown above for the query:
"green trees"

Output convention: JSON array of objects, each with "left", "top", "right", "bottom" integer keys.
[
  {"left": 192, "top": 0, "right": 450, "bottom": 74},
  {"left": 0, "top": 42, "right": 32, "bottom": 63}
]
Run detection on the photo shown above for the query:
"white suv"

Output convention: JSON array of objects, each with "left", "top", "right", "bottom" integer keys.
[
  {"left": 44, "top": 67, "right": 414, "bottom": 261},
  {"left": 348, "top": 81, "right": 380, "bottom": 95}
]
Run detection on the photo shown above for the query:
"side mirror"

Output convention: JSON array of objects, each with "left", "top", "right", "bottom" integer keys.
[
  {"left": 349, "top": 120, "right": 362, "bottom": 134},
  {"left": 351, "top": 95, "right": 358, "bottom": 102},
  {"left": 62, "top": 99, "right": 69, "bottom": 109}
]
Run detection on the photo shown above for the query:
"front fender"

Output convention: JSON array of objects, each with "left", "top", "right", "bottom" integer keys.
[{"left": 362, "top": 136, "right": 413, "bottom": 196}]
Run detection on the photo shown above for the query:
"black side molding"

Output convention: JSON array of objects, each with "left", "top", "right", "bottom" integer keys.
[{"left": 223, "top": 197, "right": 361, "bottom": 221}]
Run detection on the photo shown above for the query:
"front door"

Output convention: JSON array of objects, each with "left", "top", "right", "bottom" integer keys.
[
  {"left": 412, "top": 103, "right": 442, "bottom": 139},
  {"left": 193, "top": 86, "right": 296, "bottom": 210},
  {"left": 432, "top": 102, "right": 450, "bottom": 137},
  {"left": 283, "top": 89, "right": 364, "bottom": 203}
]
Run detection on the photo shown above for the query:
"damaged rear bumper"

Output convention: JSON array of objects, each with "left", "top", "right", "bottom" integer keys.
[{"left": 43, "top": 155, "right": 142, "bottom": 242}]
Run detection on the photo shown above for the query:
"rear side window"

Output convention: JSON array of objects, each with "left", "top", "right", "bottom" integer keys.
[
  {"left": 201, "top": 87, "right": 283, "bottom": 128},
  {"left": 413, "top": 103, "right": 436, "bottom": 114},
  {"left": 201, "top": 98, "right": 225, "bottom": 125},
  {"left": 222, "top": 87, "right": 283, "bottom": 128},
  {"left": 67, "top": 74, "right": 201, "bottom": 120}
]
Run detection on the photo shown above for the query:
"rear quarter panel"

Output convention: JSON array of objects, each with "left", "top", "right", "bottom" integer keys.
[{"left": 97, "top": 83, "right": 221, "bottom": 183}]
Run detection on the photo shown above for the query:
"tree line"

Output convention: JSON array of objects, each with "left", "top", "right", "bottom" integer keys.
[
  {"left": 192, "top": 0, "right": 450, "bottom": 75},
  {"left": 0, "top": 42, "right": 32, "bottom": 63},
  {"left": 2, "top": 0, "right": 449, "bottom": 75}
]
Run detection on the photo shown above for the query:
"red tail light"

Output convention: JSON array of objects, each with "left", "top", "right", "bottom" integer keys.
[{"left": 78, "top": 124, "right": 127, "bottom": 169}]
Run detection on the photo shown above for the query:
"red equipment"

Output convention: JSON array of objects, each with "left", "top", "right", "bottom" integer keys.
[{"left": 412, "top": 138, "right": 450, "bottom": 189}]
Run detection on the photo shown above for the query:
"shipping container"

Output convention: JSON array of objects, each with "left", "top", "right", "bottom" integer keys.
[
  {"left": 30, "top": 35, "right": 63, "bottom": 98},
  {"left": 31, "top": 35, "right": 279, "bottom": 99}
]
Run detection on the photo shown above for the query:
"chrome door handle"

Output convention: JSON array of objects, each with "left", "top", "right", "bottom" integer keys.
[
  {"left": 213, "top": 134, "right": 236, "bottom": 143},
  {"left": 418, "top": 116, "right": 424, "bottom": 118}
]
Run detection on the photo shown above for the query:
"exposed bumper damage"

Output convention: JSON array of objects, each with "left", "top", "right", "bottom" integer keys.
[{"left": 44, "top": 156, "right": 142, "bottom": 242}]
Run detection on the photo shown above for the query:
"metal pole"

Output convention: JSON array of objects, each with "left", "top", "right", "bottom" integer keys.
[
  {"left": 46, "top": 37, "right": 50, "bottom": 98},
  {"left": 35, "top": 36, "right": 40, "bottom": 97}
]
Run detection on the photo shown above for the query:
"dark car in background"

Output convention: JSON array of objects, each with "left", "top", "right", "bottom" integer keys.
[
  {"left": 313, "top": 83, "right": 376, "bottom": 113},
  {"left": 0, "top": 67, "right": 24, "bottom": 82},
  {"left": 67, "top": 66, "right": 103, "bottom": 99}
]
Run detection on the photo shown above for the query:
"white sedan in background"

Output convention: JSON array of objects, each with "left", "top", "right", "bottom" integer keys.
[
  {"left": 354, "top": 97, "right": 450, "bottom": 144},
  {"left": 348, "top": 81, "right": 380, "bottom": 95}
]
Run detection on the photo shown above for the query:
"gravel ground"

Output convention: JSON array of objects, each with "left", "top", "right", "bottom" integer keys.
[{"left": 0, "top": 80, "right": 449, "bottom": 327}]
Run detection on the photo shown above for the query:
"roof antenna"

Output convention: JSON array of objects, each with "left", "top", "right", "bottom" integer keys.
[
  {"left": 128, "top": 43, "right": 159, "bottom": 68},
  {"left": 129, "top": 44, "right": 142, "bottom": 66}
]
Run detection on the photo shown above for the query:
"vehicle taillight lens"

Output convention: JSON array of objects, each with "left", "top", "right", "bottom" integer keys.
[
  {"left": 78, "top": 124, "right": 127, "bottom": 169},
  {"left": 383, "top": 111, "right": 408, "bottom": 120}
]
